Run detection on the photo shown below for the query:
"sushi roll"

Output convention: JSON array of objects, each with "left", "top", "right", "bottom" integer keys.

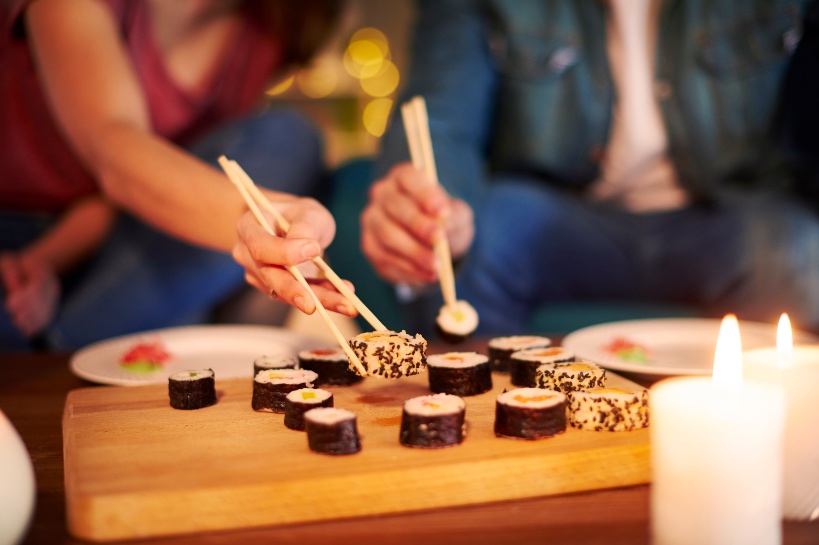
[
  {"left": 568, "top": 387, "right": 649, "bottom": 431},
  {"left": 348, "top": 330, "right": 427, "bottom": 378},
  {"left": 536, "top": 360, "right": 607, "bottom": 394},
  {"left": 494, "top": 387, "right": 567, "bottom": 440},
  {"left": 487, "top": 336, "right": 552, "bottom": 372},
  {"left": 509, "top": 346, "right": 574, "bottom": 387},
  {"left": 304, "top": 407, "right": 361, "bottom": 455},
  {"left": 434, "top": 300, "right": 479, "bottom": 343},
  {"left": 251, "top": 369, "right": 318, "bottom": 413},
  {"left": 298, "top": 348, "right": 364, "bottom": 386},
  {"left": 253, "top": 355, "right": 297, "bottom": 376},
  {"left": 168, "top": 369, "right": 217, "bottom": 410},
  {"left": 284, "top": 388, "right": 334, "bottom": 431},
  {"left": 427, "top": 352, "right": 492, "bottom": 396},
  {"left": 400, "top": 393, "right": 467, "bottom": 448}
]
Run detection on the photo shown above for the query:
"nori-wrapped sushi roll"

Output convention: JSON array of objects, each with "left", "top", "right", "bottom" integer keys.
[
  {"left": 427, "top": 352, "right": 492, "bottom": 396},
  {"left": 284, "top": 388, "right": 334, "bottom": 431},
  {"left": 400, "top": 393, "right": 466, "bottom": 448},
  {"left": 434, "top": 300, "right": 479, "bottom": 344},
  {"left": 304, "top": 407, "right": 361, "bottom": 455},
  {"left": 168, "top": 369, "right": 217, "bottom": 410},
  {"left": 252, "top": 369, "right": 318, "bottom": 413},
  {"left": 494, "top": 387, "right": 567, "bottom": 440},
  {"left": 487, "top": 336, "right": 552, "bottom": 372},
  {"left": 253, "top": 355, "right": 297, "bottom": 376},
  {"left": 509, "top": 346, "right": 574, "bottom": 387},
  {"left": 298, "top": 348, "right": 364, "bottom": 386}
]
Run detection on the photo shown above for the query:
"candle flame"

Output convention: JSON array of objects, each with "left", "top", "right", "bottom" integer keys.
[
  {"left": 712, "top": 314, "right": 743, "bottom": 391},
  {"left": 776, "top": 313, "right": 793, "bottom": 369}
]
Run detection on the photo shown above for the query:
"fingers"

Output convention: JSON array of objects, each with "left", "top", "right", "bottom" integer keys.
[{"left": 236, "top": 213, "right": 322, "bottom": 268}]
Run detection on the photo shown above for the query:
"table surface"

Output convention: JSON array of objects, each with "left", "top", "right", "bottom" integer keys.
[{"left": 2, "top": 341, "right": 818, "bottom": 545}]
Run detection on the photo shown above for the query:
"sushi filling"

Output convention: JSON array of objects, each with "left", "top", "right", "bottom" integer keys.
[
  {"left": 400, "top": 394, "right": 467, "bottom": 448},
  {"left": 435, "top": 300, "right": 479, "bottom": 343},
  {"left": 304, "top": 407, "right": 361, "bottom": 455},
  {"left": 252, "top": 369, "right": 318, "bottom": 413},
  {"left": 348, "top": 330, "right": 427, "bottom": 378},
  {"left": 427, "top": 352, "right": 492, "bottom": 396},
  {"left": 168, "top": 369, "right": 217, "bottom": 410},
  {"left": 494, "top": 388, "right": 567, "bottom": 440}
]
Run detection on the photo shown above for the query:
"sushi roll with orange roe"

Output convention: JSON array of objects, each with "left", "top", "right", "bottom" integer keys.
[{"left": 427, "top": 352, "right": 492, "bottom": 396}]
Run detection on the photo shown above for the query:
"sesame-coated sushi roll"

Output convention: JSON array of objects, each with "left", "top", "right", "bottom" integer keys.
[
  {"left": 284, "top": 388, "right": 334, "bottom": 431},
  {"left": 348, "top": 330, "right": 427, "bottom": 378},
  {"left": 427, "top": 352, "right": 492, "bottom": 396},
  {"left": 253, "top": 355, "right": 297, "bottom": 376},
  {"left": 304, "top": 407, "right": 361, "bottom": 455},
  {"left": 536, "top": 360, "right": 607, "bottom": 394},
  {"left": 400, "top": 393, "right": 466, "bottom": 448},
  {"left": 298, "top": 348, "right": 364, "bottom": 386},
  {"left": 487, "top": 336, "right": 552, "bottom": 372},
  {"left": 494, "top": 388, "right": 567, "bottom": 440},
  {"left": 509, "top": 346, "right": 574, "bottom": 387},
  {"left": 168, "top": 369, "right": 217, "bottom": 410},
  {"left": 434, "top": 300, "right": 479, "bottom": 344},
  {"left": 252, "top": 369, "right": 318, "bottom": 413},
  {"left": 568, "top": 387, "right": 649, "bottom": 431}
]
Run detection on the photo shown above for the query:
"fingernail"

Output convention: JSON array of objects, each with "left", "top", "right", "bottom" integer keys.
[
  {"left": 302, "top": 242, "right": 321, "bottom": 260},
  {"left": 294, "top": 295, "right": 310, "bottom": 313}
]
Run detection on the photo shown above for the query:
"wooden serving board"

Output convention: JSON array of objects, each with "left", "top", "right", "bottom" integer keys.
[{"left": 63, "top": 370, "right": 649, "bottom": 541}]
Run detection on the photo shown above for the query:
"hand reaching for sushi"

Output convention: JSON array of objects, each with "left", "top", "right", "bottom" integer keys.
[
  {"left": 0, "top": 252, "right": 61, "bottom": 338},
  {"left": 361, "top": 162, "right": 474, "bottom": 286},
  {"left": 232, "top": 195, "right": 358, "bottom": 318}
]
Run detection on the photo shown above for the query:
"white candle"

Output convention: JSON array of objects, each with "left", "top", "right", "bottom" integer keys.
[
  {"left": 651, "top": 314, "right": 785, "bottom": 545},
  {"left": 744, "top": 313, "right": 819, "bottom": 521}
]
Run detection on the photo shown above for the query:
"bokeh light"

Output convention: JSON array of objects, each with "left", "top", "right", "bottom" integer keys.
[
  {"left": 359, "top": 59, "right": 400, "bottom": 98},
  {"left": 266, "top": 75, "right": 295, "bottom": 96},
  {"left": 296, "top": 59, "right": 338, "bottom": 99},
  {"left": 362, "top": 98, "right": 394, "bottom": 137}
]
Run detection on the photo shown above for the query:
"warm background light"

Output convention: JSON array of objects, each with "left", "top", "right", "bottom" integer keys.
[
  {"left": 777, "top": 313, "right": 793, "bottom": 367},
  {"left": 711, "top": 313, "right": 742, "bottom": 392},
  {"left": 266, "top": 75, "right": 295, "bottom": 96},
  {"left": 362, "top": 98, "right": 393, "bottom": 137}
]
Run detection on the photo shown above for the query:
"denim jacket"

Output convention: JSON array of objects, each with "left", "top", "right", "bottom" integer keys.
[{"left": 376, "top": 0, "right": 815, "bottom": 208}]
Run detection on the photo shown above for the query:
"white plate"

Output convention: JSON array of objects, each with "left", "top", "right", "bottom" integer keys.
[
  {"left": 70, "top": 324, "right": 326, "bottom": 386},
  {"left": 562, "top": 318, "right": 819, "bottom": 376}
]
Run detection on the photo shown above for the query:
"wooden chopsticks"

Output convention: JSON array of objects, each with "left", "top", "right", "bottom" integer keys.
[
  {"left": 218, "top": 156, "right": 369, "bottom": 376},
  {"left": 401, "top": 96, "right": 458, "bottom": 309}
]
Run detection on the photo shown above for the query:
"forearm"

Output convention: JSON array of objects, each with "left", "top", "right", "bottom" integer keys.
[{"left": 22, "top": 196, "right": 116, "bottom": 275}]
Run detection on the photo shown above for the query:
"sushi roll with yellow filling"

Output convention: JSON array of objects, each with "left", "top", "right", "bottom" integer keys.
[
  {"left": 400, "top": 393, "right": 467, "bottom": 448},
  {"left": 434, "top": 300, "right": 479, "bottom": 343},
  {"left": 536, "top": 360, "right": 607, "bottom": 394},
  {"left": 168, "top": 369, "right": 216, "bottom": 410},
  {"left": 298, "top": 348, "right": 364, "bottom": 386},
  {"left": 284, "top": 388, "right": 334, "bottom": 431},
  {"left": 568, "top": 387, "right": 649, "bottom": 431},
  {"left": 427, "top": 352, "right": 492, "bottom": 396},
  {"left": 253, "top": 355, "right": 297, "bottom": 376},
  {"left": 251, "top": 369, "right": 318, "bottom": 413},
  {"left": 304, "top": 407, "right": 361, "bottom": 455},
  {"left": 487, "top": 335, "right": 552, "bottom": 372},
  {"left": 509, "top": 346, "right": 574, "bottom": 387},
  {"left": 494, "top": 387, "right": 567, "bottom": 440},
  {"left": 348, "top": 330, "right": 427, "bottom": 378}
]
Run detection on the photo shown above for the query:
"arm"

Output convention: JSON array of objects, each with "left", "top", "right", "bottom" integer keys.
[
  {"left": 362, "top": 0, "right": 496, "bottom": 285},
  {"left": 1, "top": 195, "right": 115, "bottom": 337},
  {"left": 24, "top": 0, "right": 347, "bottom": 315}
]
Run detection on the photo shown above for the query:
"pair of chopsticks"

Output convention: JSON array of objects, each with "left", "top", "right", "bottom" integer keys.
[
  {"left": 218, "top": 156, "right": 381, "bottom": 376},
  {"left": 401, "top": 96, "right": 458, "bottom": 309}
]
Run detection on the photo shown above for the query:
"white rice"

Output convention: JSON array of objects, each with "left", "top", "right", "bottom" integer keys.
[
  {"left": 496, "top": 387, "right": 566, "bottom": 409},
  {"left": 169, "top": 369, "right": 214, "bottom": 381},
  {"left": 403, "top": 393, "right": 466, "bottom": 416},
  {"left": 304, "top": 407, "right": 356, "bottom": 425},
  {"left": 254, "top": 369, "right": 318, "bottom": 385},
  {"left": 427, "top": 352, "right": 487, "bottom": 369}
]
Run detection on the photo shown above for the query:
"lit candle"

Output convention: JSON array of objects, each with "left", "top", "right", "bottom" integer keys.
[
  {"left": 650, "top": 314, "right": 785, "bottom": 545},
  {"left": 744, "top": 313, "right": 819, "bottom": 521}
]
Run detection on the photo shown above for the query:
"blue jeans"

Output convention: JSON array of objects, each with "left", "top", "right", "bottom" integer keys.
[
  {"left": 0, "top": 108, "right": 326, "bottom": 351},
  {"left": 452, "top": 176, "right": 819, "bottom": 336}
]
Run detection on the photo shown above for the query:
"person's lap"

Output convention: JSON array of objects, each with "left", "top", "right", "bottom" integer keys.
[
  {"left": 1, "top": 108, "right": 327, "bottom": 350},
  {"left": 456, "top": 177, "right": 819, "bottom": 335}
]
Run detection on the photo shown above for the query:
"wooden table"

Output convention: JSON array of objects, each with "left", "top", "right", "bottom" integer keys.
[{"left": 2, "top": 347, "right": 818, "bottom": 545}]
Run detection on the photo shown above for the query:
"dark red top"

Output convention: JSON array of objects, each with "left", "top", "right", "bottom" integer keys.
[{"left": 0, "top": 0, "right": 282, "bottom": 212}]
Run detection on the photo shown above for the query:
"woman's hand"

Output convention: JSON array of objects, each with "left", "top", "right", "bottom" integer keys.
[
  {"left": 0, "top": 253, "right": 61, "bottom": 338},
  {"left": 232, "top": 196, "right": 357, "bottom": 317},
  {"left": 360, "top": 162, "right": 474, "bottom": 286}
]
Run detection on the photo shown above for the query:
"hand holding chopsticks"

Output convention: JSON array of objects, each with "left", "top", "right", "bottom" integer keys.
[{"left": 218, "top": 156, "right": 373, "bottom": 375}]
